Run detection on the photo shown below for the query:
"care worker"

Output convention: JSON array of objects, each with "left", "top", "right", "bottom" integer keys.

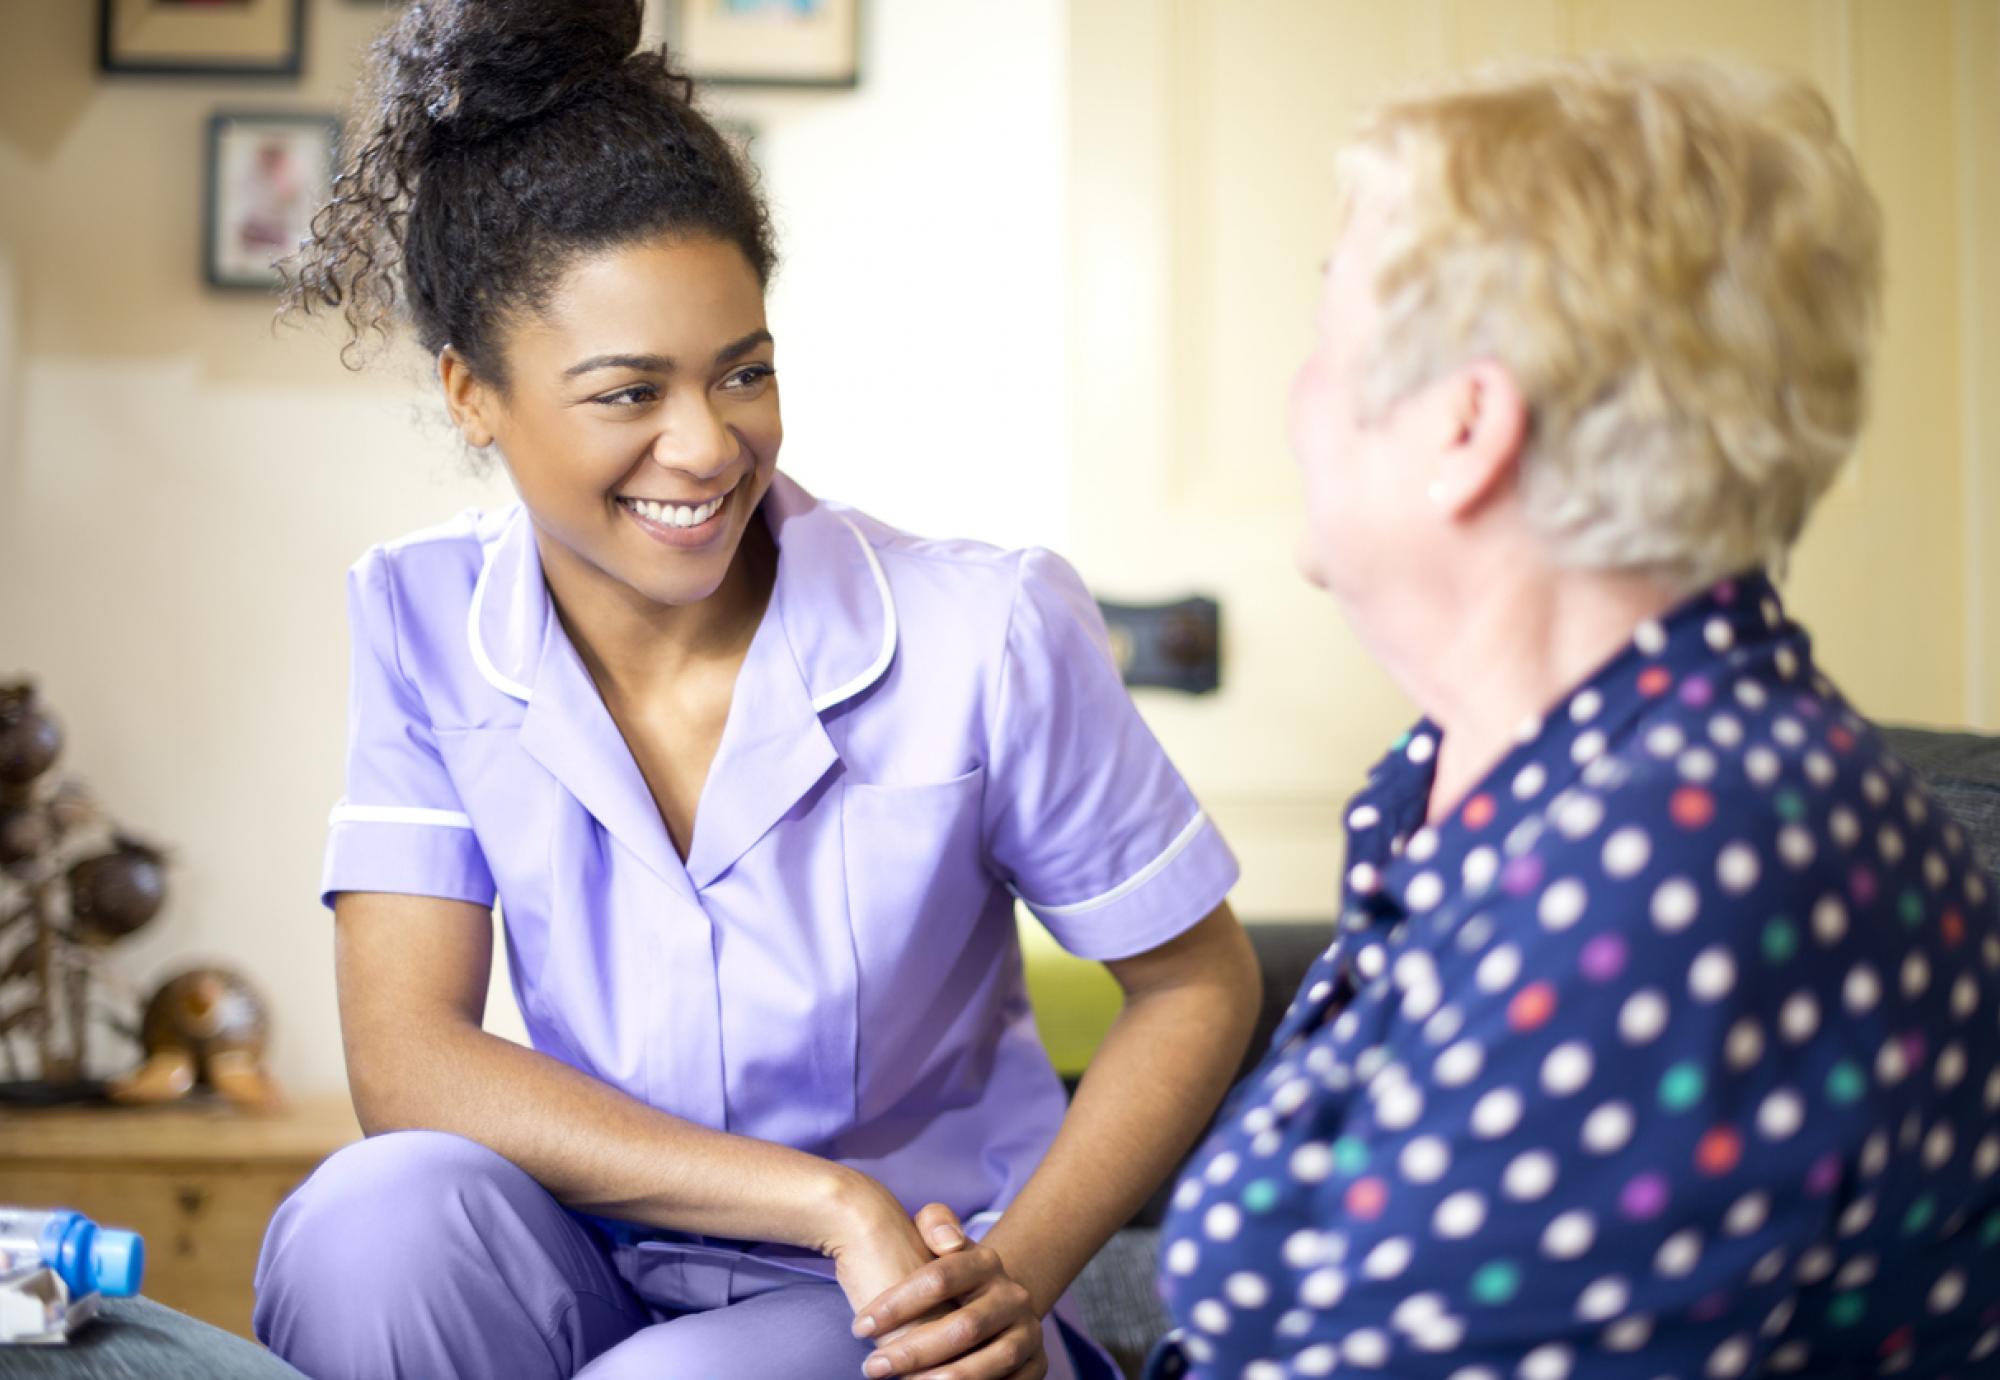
[{"left": 251, "top": 4, "right": 1261, "bottom": 1377}]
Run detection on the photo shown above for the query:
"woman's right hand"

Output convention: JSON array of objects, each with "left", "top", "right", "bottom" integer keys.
[{"left": 821, "top": 1171, "right": 942, "bottom": 1317}]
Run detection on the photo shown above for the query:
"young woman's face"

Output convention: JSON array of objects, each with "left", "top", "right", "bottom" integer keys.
[{"left": 472, "top": 233, "right": 782, "bottom": 612}]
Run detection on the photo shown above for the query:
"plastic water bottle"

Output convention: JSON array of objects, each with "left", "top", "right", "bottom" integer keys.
[{"left": 0, "top": 1208, "right": 144, "bottom": 1299}]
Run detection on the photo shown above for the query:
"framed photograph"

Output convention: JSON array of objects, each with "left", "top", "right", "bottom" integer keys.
[
  {"left": 99, "top": 0, "right": 307, "bottom": 79},
  {"left": 651, "top": 0, "right": 861, "bottom": 89},
  {"left": 204, "top": 112, "right": 337, "bottom": 292}
]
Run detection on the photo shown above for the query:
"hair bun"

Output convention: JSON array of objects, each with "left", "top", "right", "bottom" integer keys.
[{"left": 390, "top": 0, "right": 647, "bottom": 149}]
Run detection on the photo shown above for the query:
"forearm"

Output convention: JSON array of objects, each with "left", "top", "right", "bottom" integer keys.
[
  {"left": 345, "top": 1013, "right": 876, "bottom": 1253},
  {"left": 982, "top": 931, "right": 1260, "bottom": 1313}
]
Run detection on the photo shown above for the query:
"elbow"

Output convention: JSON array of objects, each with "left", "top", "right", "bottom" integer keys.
[{"left": 340, "top": 1010, "right": 472, "bottom": 1137}]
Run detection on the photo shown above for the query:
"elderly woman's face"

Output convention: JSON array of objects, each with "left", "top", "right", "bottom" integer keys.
[{"left": 1287, "top": 206, "right": 1430, "bottom": 604}]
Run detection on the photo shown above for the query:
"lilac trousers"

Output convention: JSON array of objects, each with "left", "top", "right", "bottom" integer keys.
[{"left": 254, "top": 1131, "right": 1108, "bottom": 1380}]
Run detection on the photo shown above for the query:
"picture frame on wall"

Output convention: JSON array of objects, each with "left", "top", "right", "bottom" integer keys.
[
  {"left": 204, "top": 112, "right": 337, "bottom": 292},
  {"left": 99, "top": 0, "right": 307, "bottom": 80},
  {"left": 650, "top": 0, "right": 861, "bottom": 89}
]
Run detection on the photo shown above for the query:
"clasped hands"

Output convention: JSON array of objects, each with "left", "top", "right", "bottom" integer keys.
[{"left": 831, "top": 1198, "right": 1047, "bottom": 1380}]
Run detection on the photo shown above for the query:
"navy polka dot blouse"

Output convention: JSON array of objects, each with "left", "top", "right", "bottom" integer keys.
[{"left": 1150, "top": 573, "right": 2000, "bottom": 1379}]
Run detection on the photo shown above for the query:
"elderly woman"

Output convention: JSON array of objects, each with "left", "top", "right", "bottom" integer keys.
[{"left": 1150, "top": 58, "right": 2000, "bottom": 1379}]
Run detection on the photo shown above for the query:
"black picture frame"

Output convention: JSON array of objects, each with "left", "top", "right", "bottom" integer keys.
[
  {"left": 99, "top": 0, "right": 308, "bottom": 80},
  {"left": 654, "top": 0, "right": 862, "bottom": 90},
  {"left": 203, "top": 111, "right": 339, "bottom": 292}
]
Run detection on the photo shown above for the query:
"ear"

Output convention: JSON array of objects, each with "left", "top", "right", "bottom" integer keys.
[
  {"left": 438, "top": 346, "right": 500, "bottom": 450},
  {"left": 1423, "top": 359, "right": 1527, "bottom": 518}
]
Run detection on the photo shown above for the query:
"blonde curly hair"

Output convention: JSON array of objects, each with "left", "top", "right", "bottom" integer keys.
[{"left": 1340, "top": 57, "right": 1882, "bottom": 587}]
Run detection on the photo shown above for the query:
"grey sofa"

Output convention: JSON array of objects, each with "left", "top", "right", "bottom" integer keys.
[
  {"left": 23, "top": 725, "right": 1998, "bottom": 1379},
  {"left": 1067, "top": 723, "right": 2000, "bottom": 1377}
]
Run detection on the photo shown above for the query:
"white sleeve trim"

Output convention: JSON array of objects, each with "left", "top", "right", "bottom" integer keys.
[
  {"left": 329, "top": 803, "right": 475, "bottom": 830},
  {"left": 1013, "top": 809, "right": 1209, "bottom": 917}
]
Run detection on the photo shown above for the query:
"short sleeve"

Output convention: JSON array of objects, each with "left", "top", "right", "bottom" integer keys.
[
  {"left": 319, "top": 551, "right": 496, "bottom": 910},
  {"left": 982, "top": 548, "right": 1238, "bottom": 960}
]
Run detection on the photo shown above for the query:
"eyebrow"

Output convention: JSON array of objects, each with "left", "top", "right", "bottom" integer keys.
[{"left": 561, "top": 329, "right": 775, "bottom": 380}]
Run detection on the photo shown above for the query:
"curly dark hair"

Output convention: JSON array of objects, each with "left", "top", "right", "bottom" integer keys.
[{"left": 285, "top": 0, "right": 775, "bottom": 384}]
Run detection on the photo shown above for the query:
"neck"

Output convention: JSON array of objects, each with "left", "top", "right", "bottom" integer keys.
[
  {"left": 1377, "top": 555, "right": 1683, "bottom": 824},
  {"left": 540, "top": 517, "right": 778, "bottom": 706}
]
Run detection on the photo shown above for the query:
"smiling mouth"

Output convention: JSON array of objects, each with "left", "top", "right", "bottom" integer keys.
[{"left": 615, "top": 486, "right": 732, "bottom": 530}]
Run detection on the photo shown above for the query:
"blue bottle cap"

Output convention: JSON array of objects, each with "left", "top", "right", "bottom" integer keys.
[{"left": 88, "top": 1229, "right": 144, "bottom": 1298}]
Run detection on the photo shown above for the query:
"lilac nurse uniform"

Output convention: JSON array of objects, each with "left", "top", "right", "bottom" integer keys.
[{"left": 254, "top": 472, "right": 1239, "bottom": 1380}]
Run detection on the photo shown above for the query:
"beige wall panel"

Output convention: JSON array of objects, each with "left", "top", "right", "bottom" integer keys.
[{"left": 1959, "top": 0, "right": 2000, "bottom": 730}]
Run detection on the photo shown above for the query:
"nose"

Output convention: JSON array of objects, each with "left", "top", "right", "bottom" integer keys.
[{"left": 649, "top": 391, "right": 737, "bottom": 479}]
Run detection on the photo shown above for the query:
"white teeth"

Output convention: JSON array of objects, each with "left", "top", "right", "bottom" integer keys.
[{"left": 628, "top": 493, "right": 725, "bottom": 528}]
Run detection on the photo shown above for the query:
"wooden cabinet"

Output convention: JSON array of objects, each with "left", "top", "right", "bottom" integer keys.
[{"left": 0, "top": 1096, "right": 359, "bottom": 1339}]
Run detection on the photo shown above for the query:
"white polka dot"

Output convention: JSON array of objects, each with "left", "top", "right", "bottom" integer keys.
[
  {"left": 1288, "top": 1143, "right": 1333, "bottom": 1183},
  {"left": 1635, "top": 620, "right": 1668, "bottom": 655},
  {"left": 1462, "top": 847, "right": 1500, "bottom": 892},
  {"left": 1165, "top": 1239, "right": 1199, "bottom": 1275},
  {"left": 1922, "top": 1123, "right": 1955, "bottom": 1170},
  {"left": 1929, "top": 1268, "right": 1967, "bottom": 1313},
  {"left": 1768, "top": 1342, "right": 1810, "bottom": 1372},
  {"left": 1542, "top": 1209, "right": 1596, "bottom": 1260},
  {"left": 1407, "top": 734, "right": 1436, "bottom": 763},
  {"left": 1724, "top": 1191, "right": 1770, "bottom": 1236},
  {"left": 1925, "top": 850, "right": 1950, "bottom": 890},
  {"left": 1716, "top": 843, "right": 1760, "bottom": 894},
  {"left": 1575, "top": 1275, "right": 1629, "bottom": 1322},
  {"left": 1571, "top": 729, "right": 1607, "bottom": 765},
  {"left": 1434, "top": 1039, "right": 1484, "bottom": 1088},
  {"left": 1829, "top": 807, "right": 1861, "bottom": 847},
  {"left": 1619, "top": 989, "right": 1670, "bottom": 1044},
  {"left": 1862, "top": 770, "right": 1890, "bottom": 806},
  {"left": 1837, "top": 1194, "right": 1875, "bottom": 1236},
  {"left": 1242, "top": 1363, "right": 1284, "bottom": 1380},
  {"left": 1655, "top": 1228, "right": 1703, "bottom": 1277},
  {"left": 1708, "top": 714, "right": 1745, "bottom": 748},
  {"left": 1405, "top": 871, "right": 1446, "bottom": 912},
  {"left": 1362, "top": 1237, "right": 1413, "bottom": 1280},
  {"left": 1974, "top": 1327, "right": 1999, "bottom": 1362},
  {"left": 1745, "top": 746, "right": 1782, "bottom": 785},
  {"left": 1646, "top": 723, "right": 1686, "bottom": 758},
  {"left": 1835, "top": 1255, "right": 1877, "bottom": 1290},
  {"left": 1758, "top": 1089, "right": 1805, "bottom": 1141},
  {"left": 1878, "top": 824, "right": 1906, "bottom": 865},
  {"left": 1973, "top": 1133, "right": 1999, "bottom": 1178},
  {"left": 1749, "top": 1247, "right": 1788, "bottom": 1285},
  {"left": 1779, "top": 992, "right": 1820, "bottom": 1044},
  {"left": 1795, "top": 1244, "right": 1835, "bottom": 1283},
  {"left": 1191, "top": 1298, "right": 1230, "bottom": 1334},
  {"left": 1705, "top": 617, "right": 1735, "bottom": 651},
  {"left": 1503, "top": 1149, "right": 1558, "bottom": 1201},
  {"left": 1580, "top": 1100, "right": 1636, "bottom": 1154},
  {"left": 1861, "top": 1131, "right": 1891, "bottom": 1177},
  {"left": 1476, "top": 944, "right": 1521, "bottom": 993},
  {"left": 1407, "top": 828, "right": 1440, "bottom": 863},
  {"left": 1172, "top": 1178, "right": 1204, "bottom": 1211},
  {"left": 1204, "top": 1203, "right": 1242, "bottom": 1240},
  {"left": 1280, "top": 1230, "right": 1327, "bottom": 1270},
  {"left": 1273, "top": 1078, "right": 1313, "bottom": 1114},
  {"left": 1777, "top": 825, "right": 1816, "bottom": 869},
  {"left": 1602, "top": 1315, "right": 1654, "bottom": 1351},
  {"left": 1901, "top": 952, "right": 1931, "bottom": 999},
  {"left": 1513, "top": 762, "right": 1548, "bottom": 800},
  {"left": 1401, "top": 982, "right": 1442, "bottom": 1022},
  {"left": 1408, "top": 1314, "right": 1465, "bottom": 1353},
  {"left": 1725, "top": 1017, "right": 1764, "bottom": 1071},
  {"left": 1180, "top": 1334, "right": 1213, "bottom": 1364},
  {"left": 1652, "top": 877, "right": 1701, "bottom": 931},
  {"left": 1355, "top": 945, "right": 1386, "bottom": 980},
  {"left": 1845, "top": 963, "right": 1882, "bottom": 1014},
  {"left": 1343, "top": 1328, "right": 1390, "bottom": 1367},
  {"left": 1348, "top": 804, "right": 1381, "bottom": 830},
  {"left": 1706, "top": 1334, "right": 1753, "bottom": 1379},
  {"left": 1298, "top": 1266, "right": 1346, "bottom": 1308},
  {"left": 1812, "top": 895, "right": 1848, "bottom": 944},
  {"left": 1553, "top": 792, "right": 1605, "bottom": 839},
  {"left": 1294, "top": 1345, "right": 1337, "bottom": 1375},
  {"left": 1433, "top": 1190, "right": 1487, "bottom": 1239},
  {"left": 1539, "top": 879, "right": 1589, "bottom": 931},
  {"left": 1679, "top": 746, "right": 1719, "bottom": 782},
  {"left": 1598, "top": 826, "right": 1650, "bottom": 880},
  {"left": 1400, "top": 1135, "right": 1451, "bottom": 1184},
  {"left": 1689, "top": 946, "right": 1737, "bottom": 1001},
  {"left": 1773, "top": 715, "right": 1806, "bottom": 747},
  {"left": 1424, "top": 1004, "right": 1465, "bottom": 1045},
  {"left": 1804, "top": 750, "right": 1836, "bottom": 786},
  {"left": 1520, "top": 1342, "right": 1575, "bottom": 1380},
  {"left": 1471, "top": 1087, "right": 1524, "bottom": 1139},
  {"left": 1348, "top": 861, "right": 1381, "bottom": 894},
  {"left": 1376, "top": 1082, "right": 1425, "bottom": 1132},
  {"left": 1541, "top": 1041, "right": 1594, "bottom": 1097},
  {"left": 1224, "top": 1271, "right": 1271, "bottom": 1309},
  {"left": 1203, "top": 1151, "right": 1240, "bottom": 1184},
  {"left": 1936, "top": 1042, "right": 1968, "bottom": 1090}
]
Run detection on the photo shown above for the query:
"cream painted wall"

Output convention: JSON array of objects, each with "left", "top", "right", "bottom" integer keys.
[{"left": 0, "top": 0, "right": 1069, "bottom": 1095}]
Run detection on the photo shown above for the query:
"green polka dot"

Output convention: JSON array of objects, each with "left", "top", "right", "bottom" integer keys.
[
  {"left": 1240, "top": 1178, "right": 1279, "bottom": 1214},
  {"left": 1392, "top": 730, "right": 1413, "bottom": 750},
  {"left": 1774, "top": 790, "right": 1807, "bottom": 822},
  {"left": 1659, "top": 1062, "right": 1707, "bottom": 1112},
  {"left": 1981, "top": 1211, "right": 2000, "bottom": 1247},
  {"left": 1762, "top": 918, "right": 1800, "bottom": 964},
  {"left": 1332, "top": 1137, "right": 1369, "bottom": 1175},
  {"left": 1903, "top": 1196, "right": 1935, "bottom": 1235},
  {"left": 1827, "top": 1292, "right": 1867, "bottom": 1328},
  {"left": 1825, "top": 1061, "right": 1867, "bottom": 1105},
  {"left": 1470, "top": 1261, "right": 1521, "bottom": 1305},
  {"left": 1898, "top": 891, "right": 1925, "bottom": 927}
]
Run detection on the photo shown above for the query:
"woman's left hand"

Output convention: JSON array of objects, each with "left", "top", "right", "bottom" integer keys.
[{"left": 853, "top": 1203, "right": 1047, "bottom": 1379}]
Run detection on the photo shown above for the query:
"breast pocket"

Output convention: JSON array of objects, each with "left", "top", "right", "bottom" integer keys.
[{"left": 841, "top": 767, "right": 1015, "bottom": 1116}]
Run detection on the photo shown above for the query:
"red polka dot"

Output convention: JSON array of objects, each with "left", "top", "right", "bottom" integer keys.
[
  {"left": 1670, "top": 786, "right": 1715, "bottom": 829},
  {"left": 1508, "top": 982, "right": 1558, "bottom": 1032},
  {"left": 1462, "top": 794, "right": 1497, "bottom": 830},
  {"left": 1879, "top": 1326, "right": 1914, "bottom": 1358},
  {"left": 1829, "top": 725, "right": 1856, "bottom": 752},
  {"left": 1637, "top": 666, "right": 1673, "bottom": 697},
  {"left": 1695, "top": 1126, "right": 1742, "bottom": 1176},
  {"left": 1942, "top": 909, "right": 1965, "bottom": 946},
  {"left": 1346, "top": 1177, "right": 1388, "bottom": 1220}
]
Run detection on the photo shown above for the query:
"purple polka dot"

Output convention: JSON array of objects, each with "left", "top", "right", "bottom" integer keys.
[
  {"left": 1580, "top": 934, "right": 1628, "bottom": 982},
  {"left": 1715, "top": 581, "right": 1738, "bottom": 604},
  {"left": 1501, "top": 855, "right": 1545, "bottom": 897},
  {"left": 1850, "top": 866, "right": 1879, "bottom": 905},
  {"left": 1806, "top": 1153, "right": 1842, "bottom": 1196},
  {"left": 1679, "top": 677, "right": 1715, "bottom": 708},
  {"left": 1901, "top": 1033, "right": 1927, "bottom": 1068},
  {"left": 1619, "top": 1173, "right": 1671, "bottom": 1220},
  {"left": 1690, "top": 1292, "right": 1731, "bottom": 1323},
  {"left": 1796, "top": 696, "right": 1823, "bottom": 718}
]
